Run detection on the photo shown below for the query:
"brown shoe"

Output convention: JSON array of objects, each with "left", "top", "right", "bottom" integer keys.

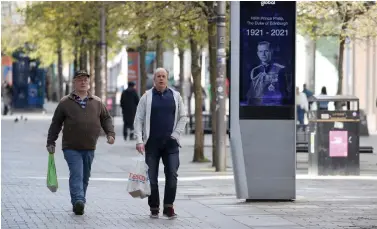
[
  {"left": 150, "top": 210, "right": 159, "bottom": 219},
  {"left": 163, "top": 207, "right": 177, "bottom": 219}
]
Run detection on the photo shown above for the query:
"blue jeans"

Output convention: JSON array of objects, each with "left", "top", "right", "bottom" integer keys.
[
  {"left": 297, "top": 105, "right": 305, "bottom": 125},
  {"left": 63, "top": 149, "right": 94, "bottom": 205},
  {"left": 297, "top": 106, "right": 306, "bottom": 131},
  {"left": 145, "top": 138, "right": 180, "bottom": 210}
]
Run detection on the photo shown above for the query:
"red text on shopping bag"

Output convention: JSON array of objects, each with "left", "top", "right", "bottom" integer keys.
[{"left": 128, "top": 173, "right": 148, "bottom": 183}]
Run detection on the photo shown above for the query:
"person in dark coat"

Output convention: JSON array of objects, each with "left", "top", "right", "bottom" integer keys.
[
  {"left": 2, "top": 81, "right": 13, "bottom": 115},
  {"left": 120, "top": 82, "right": 140, "bottom": 140}
]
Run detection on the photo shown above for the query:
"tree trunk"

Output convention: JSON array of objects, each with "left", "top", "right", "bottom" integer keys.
[
  {"left": 140, "top": 33, "right": 148, "bottom": 94},
  {"left": 73, "top": 44, "right": 79, "bottom": 72},
  {"left": 89, "top": 44, "right": 95, "bottom": 95},
  {"left": 156, "top": 36, "right": 164, "bottom": 67},
  {"left": 57, "top": 40, "right": 64, "bottom": 99},
  {"left": 79, "top": 38, "right": 88, "bottom": 71},
  {"left": 99, "top": 4, "right": 107, "bottom": 102},
  {"left": 47, "top": 64, "right": 55, "bottom": 101},
  {"left": 105, "top": 40, "right": 108, "bottom": 91},
  {"left": 179, "top": 47, "right": 187, "bottom": 133},
  {"left": 94, "top": 43, "right": 101, "bottom": 97},
  {"left": 178, "top": 47, "right": 185, "bottom": 96},
  {"left": 336, "top": 37, "right": 345, "bottom": 96},
  {"left": 335, "top": 37, "right": 346, "bottom": 110},
  {"left": 208, "top": 10, "right": 217, "bottom": 167},
  {"left": 335, "top": 9, "right": 351, "bottom": 96},
  {"left": 191, "top": 36, "right": 205, "bottom": 163},
  {"left": 187, "top": 78, "right": 192, "bottom": 133}
]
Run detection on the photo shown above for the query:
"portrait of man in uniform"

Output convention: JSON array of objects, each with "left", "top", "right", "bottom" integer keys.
[{"left": 246, "top": 41, "right": 288, "bottom": 105}]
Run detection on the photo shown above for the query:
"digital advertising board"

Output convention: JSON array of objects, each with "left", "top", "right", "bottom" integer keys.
[
  {"left": 230, "top": 1, "right": 297, "bottom": 200},
  {"left": 239, "top": 1, "right": 296, "bottom": 119}
]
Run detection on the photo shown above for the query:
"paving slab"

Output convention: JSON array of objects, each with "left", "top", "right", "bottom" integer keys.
[{"left": 1, "top": 118, "right": 377, "bottom": 229}]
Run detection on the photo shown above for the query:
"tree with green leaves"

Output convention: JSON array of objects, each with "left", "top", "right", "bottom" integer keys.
[
  {"left": 108, "top": 1, "right": 176, "bottom": 94},
  {"left": 297, "top": 1, "right": 377, "bottom": 95},
  {"left": 186, "top": 2, "right": 230, "bottom": 165},
  {"left": 112, "top": 1, "right": 211, "bottom": 162},
  {"left": 2, "top": 2, "right": 226, "bottom": 164},
  {"left": 22, "top": 1, "right": 75, "bottom": 99},
  {"left": 193, "top": 1, "right": 218, "bottom": 166},
  {"left": 186, "top": 3, "right": 210, "bottom": 163},
  {"left": 2, "top": 1, "right": 127, "bottom": 100}
]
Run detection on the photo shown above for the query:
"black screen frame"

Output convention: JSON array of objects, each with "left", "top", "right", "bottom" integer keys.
[{"left": 239, "top": 1, "right": 296, "bottom": 120}]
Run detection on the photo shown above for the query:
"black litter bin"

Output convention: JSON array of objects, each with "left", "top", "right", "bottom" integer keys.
[{"left": 307, "top": 95, "right": 360, "bottom": 176}]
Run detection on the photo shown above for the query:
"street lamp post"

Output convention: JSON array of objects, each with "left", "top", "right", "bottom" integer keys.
[{"left": 215, "top": 1, "right": 227, "bottom": 172}]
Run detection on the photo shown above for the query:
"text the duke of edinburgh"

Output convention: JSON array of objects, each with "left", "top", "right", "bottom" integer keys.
[{"left": 247, "top": 16, "right": 288, "bottom": 27}]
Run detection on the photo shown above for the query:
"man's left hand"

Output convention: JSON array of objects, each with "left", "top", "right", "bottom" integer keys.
[
  {"left": 170, "top": 136, "right": 179, "bottom": 144},
  {"left": 107, "top": 136, "right": 115, "bottom": 144}
]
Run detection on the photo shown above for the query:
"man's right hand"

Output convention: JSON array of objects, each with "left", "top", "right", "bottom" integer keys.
[
  {"left": 136, "top": 143, "right": 145, "bottom": 155},
  {"left": 46, "top": 145, "right": 55, "bottom": 154}
]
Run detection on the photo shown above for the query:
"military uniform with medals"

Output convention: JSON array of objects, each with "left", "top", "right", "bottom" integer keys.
[{"left": 246, "top": 62, "right": 286, "bottom": 105}]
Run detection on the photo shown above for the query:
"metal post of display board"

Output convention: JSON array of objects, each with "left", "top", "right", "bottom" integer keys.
[{"left": 230, "top": 1, "right": 296, "bottom": 200}]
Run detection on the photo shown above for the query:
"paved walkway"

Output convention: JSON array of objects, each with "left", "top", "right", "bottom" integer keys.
[{"left": 1, "top": 116, "right": 377, "bottom": 229}]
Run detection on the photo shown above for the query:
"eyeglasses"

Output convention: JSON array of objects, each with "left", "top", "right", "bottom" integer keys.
[{"left": 75, "top": 78, "right": 89, "bottom": 83}]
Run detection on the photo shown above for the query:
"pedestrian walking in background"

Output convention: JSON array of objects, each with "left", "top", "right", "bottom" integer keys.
[
  {"left": 134, "top": 67, "right": 188, "bottom": 219},
  {"left": 2, "top": 81, "right": 13, "bottom": 115},
  {"left": 120, "top": 81, "right": 139, "bottom": 141},
  {"left": 319, "top": 86, "right": 329, "bottom": 110},
  {"left": 296, "top": 87, "right": 308, "bottom": 130},
  {"left": 302, "top": 83, "right": 314, "bottom": 107},
  {"left": 46, "top": 70, "right": 115, "bottom": 215}
]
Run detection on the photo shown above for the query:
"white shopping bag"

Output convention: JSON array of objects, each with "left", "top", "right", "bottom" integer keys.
[{"left": 127, "top": 155, "right": 151, "bottom": 199}]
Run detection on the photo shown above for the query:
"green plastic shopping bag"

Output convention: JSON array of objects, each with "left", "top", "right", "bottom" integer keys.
[{"left": 47, "top": 154, "right": 58, "bottom": 192}]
